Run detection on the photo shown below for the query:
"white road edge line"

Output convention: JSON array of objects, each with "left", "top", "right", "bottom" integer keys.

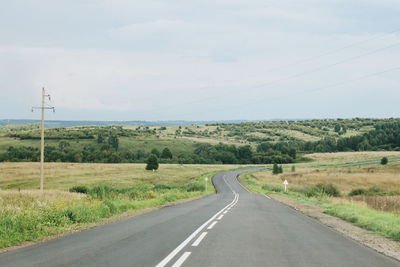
[
  {"left": 264, "top": 195, "right": 271, "bottom": 199},
  {"left": 207, "top": 221, "right": 218, "bottom": 230},
  {"left": 192, "top": 232, "right": 208, "bottom": 247},
  {"left": 217, "top": 215, "right": 224, "bottom": 220},
  {"left": 171, "top": 252, "right": 191, "bottom": 267},
  {"left": 223, "top": 210, "right": 228, "bottom": 214},
  {"left": 155, "top": 192, "right": 238, "bottom": 267}
]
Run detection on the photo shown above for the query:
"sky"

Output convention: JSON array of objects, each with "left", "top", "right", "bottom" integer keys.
[{"left": 0, "top": 0, "right": 399, "bottom": 121}]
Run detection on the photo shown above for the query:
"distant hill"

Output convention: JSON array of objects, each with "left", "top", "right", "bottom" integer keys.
[
  {"left": 1, "top": 118, "right": 400, "bottom": 164},
  {"left": 0, "top": 119, "right": 251, "bottom": 128}
]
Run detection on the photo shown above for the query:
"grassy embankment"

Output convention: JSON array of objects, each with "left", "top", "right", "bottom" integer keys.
[
  {"left": 241, "top": 152, "right": 400, "bottom": 241},
  {"left": 0, "top": 163, "right": 242, "bottom": 249}
]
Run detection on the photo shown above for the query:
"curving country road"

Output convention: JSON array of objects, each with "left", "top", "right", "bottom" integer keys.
[{"left": 0, "top": 168, "right": 399, "bottom": 267}]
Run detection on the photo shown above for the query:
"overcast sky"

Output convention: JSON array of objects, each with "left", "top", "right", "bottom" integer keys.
[{"left": 0, "top": 0, "right": 399, "bottom": 121}]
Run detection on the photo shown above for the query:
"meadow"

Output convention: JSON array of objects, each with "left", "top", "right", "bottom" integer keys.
[
  {"left": 0, "top": 163, "right": 240, "bottom": 190},
  {"left": 0, "top": 163, "right": 242, "bottom": 249}
]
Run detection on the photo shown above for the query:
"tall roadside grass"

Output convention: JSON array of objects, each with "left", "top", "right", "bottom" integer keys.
[
  {"left": 0, "top": 178, "right": 210, "bottom": 249},
  {"left": 325, "top": 203, "right": 400, "bottom": 241},
  {"left": 346, "top": 195, "right": 400, "bottom": 214}
]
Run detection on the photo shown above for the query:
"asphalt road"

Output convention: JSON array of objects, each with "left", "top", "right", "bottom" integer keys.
[{"left": 0, "top": 168, "right": 399, "bottom": 267}]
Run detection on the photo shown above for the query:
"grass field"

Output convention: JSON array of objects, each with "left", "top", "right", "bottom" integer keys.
[
  {"left": 0, "top": 163, "right": 241, "bottom": 190},
  {"left": 305, "top": 151, "right": 400, "bottom": 165},
  {"left": 0, "top": 163, "right": 243, "bottom": 249}
]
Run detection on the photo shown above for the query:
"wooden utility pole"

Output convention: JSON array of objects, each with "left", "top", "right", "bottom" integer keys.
[{"left": 32, "top": 87, "right": 55, "bottom": 191}]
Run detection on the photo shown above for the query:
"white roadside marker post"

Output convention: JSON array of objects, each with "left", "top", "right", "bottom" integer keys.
[
  {"left": 205, "top": 177, "right": 208, "bottom": 192},
  {"left": 283, "top": 179, "right": 289, "bottom": 192}
]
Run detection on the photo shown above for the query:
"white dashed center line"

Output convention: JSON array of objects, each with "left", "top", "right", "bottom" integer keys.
[
  {"left": 207, "top": 221, "right": 218, "bottom": 230},
  {"left": 171, "top": 252, "right": 192, "bottom": 267},
  {"left": 192, "top": 232, "right": 208, "bottom": 247}
]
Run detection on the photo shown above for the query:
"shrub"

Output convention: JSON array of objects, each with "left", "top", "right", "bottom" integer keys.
[
  {"left": 272, "top": 164, "right": 280, "bottom": 175},
  {"left": 146, "top": 154, "right": 159, "bottom": 170},
  {"left": 153, "top": 184, "right": 172, "bottom": 191},
  {"left": 316, "top": 183, "right": 340, "bottom": 197},
  {"left": 349, "top": 188, "right": 366, "bottom": 196},
  {"left": 128, "top": 190, "right": 157, "bottom": 200},
  {"left": 102, "top": 200, "right": 118, "bottom": 215},
  {"left": 301, "top": 183, "right": 340, "bottom": 197},
  {"left": 89, "top": 184, "right": 115, "bottom": 200},
  {"left": 381, "top": 157, "right": 388, "bottom": 165},
  {"left": 262, "top": 184, "right": 283, "bottom": 192},
  {"left": 69, "top": 185, "right": 89, "bottom": 194},
  {"left": 186, "top": 183, "right": 205, "bottom": 192}
]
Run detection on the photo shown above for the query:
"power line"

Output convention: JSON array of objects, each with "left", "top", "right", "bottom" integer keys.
[
  {"left": 138, "top": 41, "right": 400, "bottom": 116},
  {"left": 263, "top": 28, "right": 400, "bottom": 74},
  {"left": 196, "top": 66, "right": 400, "bottom": 115},
  {"left": 246, "top": 41, "right": 400, "bottom": 92},
  {"left": 137, "top": 30, "right": 400, "bottom": 115}
]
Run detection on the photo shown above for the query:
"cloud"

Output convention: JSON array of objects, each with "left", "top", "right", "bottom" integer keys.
[{"left": 0, "top": 0, "right": 400, "bottom": 120}]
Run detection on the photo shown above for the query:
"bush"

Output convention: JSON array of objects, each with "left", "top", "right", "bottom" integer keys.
[
  {"left": 262, "top": 184, "right": 283, "bottom": 192},
  {"left": 301, "top": 183, "right": 340, "bottom": 197},
  {"left": 102, "top": 200, "right": 118, "bottom": 215},
  {"left": 186, "top": 183, "right": 205, "bottom": 192},
  {"left": 89, "top": 184, "right": 115, "bottom": 200},
  {"left": 381, "top": 157, "right": 388, "bottom": 165},
  {"left": 146, "top": 154, "right": 159, "bottom": 170},
  {"left": 349, "top": 187, "right": 383, "bottom": 196},
  {"left": 272, "top": 164, "right": 280, "bottom": 174},
  {"left": 69, "top": 185, "right": 89, "bottom": 194},
  {"left": 349, "top": 188, "right": 366, "bottom": 196},
  {"left": 153, "top": 184, "right": 172, "bottom": 191},
  {"left": 128, "top": 190, "right": 157, "bottom": 200},
  {"left": 316, "top": 183, "right": 340, "bottom": 197}
]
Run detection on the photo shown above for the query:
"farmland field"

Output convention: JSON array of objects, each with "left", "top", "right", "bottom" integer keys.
[{"left": 0, "top": 163, "right": 242, "bottom": 190}]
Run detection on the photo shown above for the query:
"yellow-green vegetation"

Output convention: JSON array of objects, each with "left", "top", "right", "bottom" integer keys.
[
  {"left": 0, "top": 163, "right": 239, "bottom": 190},
  {"left": 0, "top": 163, "right": 241, "bottom": 249},
  {"left": 305, "top": 151, "right": 400, "bottom": 165},
  {"left": 240, "top": 152, "right": 400, "bottom": 241}
]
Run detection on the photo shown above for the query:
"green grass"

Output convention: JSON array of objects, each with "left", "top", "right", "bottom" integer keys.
[
  {"left": 0, "top": 163, "right": 244, "bottom": 249},
  {"left": 0, "top": 187, "right": 206, "bottom": 249},
  {"left": 325, "top": 204, "right": 400, "bottom": 241}
]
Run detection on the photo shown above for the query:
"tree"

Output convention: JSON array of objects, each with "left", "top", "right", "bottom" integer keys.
[
  {"left": 291, "top": 165, "right": 296, "bottom": 172},
  {"left": 108, "top": 135, "right": 119, "bottom": 150},
  {"left": 97, "top": 134, "right": 105, "bottom": 144},
  {"left": 151, "top": 148, "right": 160, "bottom": 158},
  {"left": 381, "top": 157, "right": 388, "bottom": 165},
  {"left": 58, "top": 141, "right": 70, "bottom": 151},
  {"left": 334, "top": 125, "right": 341, "bottom": 133},
  {"left": 146, "top": 154, "right": 159, "bottom": 170},
  {"left": 237, "top": 145, "right": 253, "bottom": 162},
  {"left": 279, "top": 165, "right": 283, "bottom": 174},
  {"left": 272, "top": 163, "right": 280, "bottom": 175},
  {"left": 288, "top": 148, "right": 297, "bottom": 159},
  {"left": 161, "top": 148, "right": 173, "bottom": 159}
]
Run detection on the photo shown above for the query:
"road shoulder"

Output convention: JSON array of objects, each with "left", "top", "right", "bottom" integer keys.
[{"left": 268, "top": 194, "right": 400, "bottom": 262}]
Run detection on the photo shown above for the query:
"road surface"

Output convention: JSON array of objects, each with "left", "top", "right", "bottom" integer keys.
[{"left": 0, "top": 168, "right": 398, "bottom": 267}]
